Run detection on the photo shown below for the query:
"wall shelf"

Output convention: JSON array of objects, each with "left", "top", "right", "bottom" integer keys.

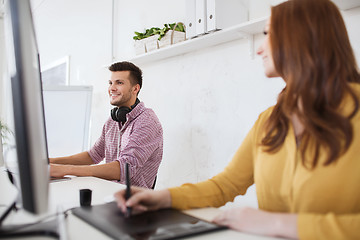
[
  {"left": 123, "top": 1, "right": 360, "bottom": 66},
  {"left": 332, "top": 0, "right": 360, "bottom": 10},
  {"left": 127, "top": 16, "right": 268, "bottom": 66}
]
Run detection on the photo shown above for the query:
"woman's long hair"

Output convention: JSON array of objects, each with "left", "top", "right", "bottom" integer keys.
[{"left": 261, "top": 0, "right": 360, "bottom": 168}]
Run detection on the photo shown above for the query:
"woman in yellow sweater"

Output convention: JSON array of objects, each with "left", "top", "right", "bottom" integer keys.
[{"left": 115, "top": 0, "right": 360, "bottom": 239}]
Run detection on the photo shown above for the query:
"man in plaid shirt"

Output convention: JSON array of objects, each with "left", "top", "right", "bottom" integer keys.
[{"left": 50, "top": 62, "right": 163, "bottom": 188}]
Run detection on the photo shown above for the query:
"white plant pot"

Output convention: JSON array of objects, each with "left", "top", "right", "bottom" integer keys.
[
  {"left": 134, "top": 34, "right": 160, "bottom": 55},
  {"left": 134, "top": 40, "right": 146, "bottom": 55},
  {"left": 144, "top": 35, "right": 159, "bottom": 53},
  {"left": 158, "top": 30, "right": 186, "bottom": 49}
]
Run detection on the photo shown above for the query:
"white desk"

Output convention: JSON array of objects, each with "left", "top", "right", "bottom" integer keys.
[{"left": 1, "top": 172, "right": 282, "bottom": 240}]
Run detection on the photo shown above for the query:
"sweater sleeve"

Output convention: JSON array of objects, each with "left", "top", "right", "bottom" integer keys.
[
  {"left": 169, "top": 113, "right": 261, "bottom": 210},
  {"left": 298, "top": 213, "right": 360, "bottom": 240}
]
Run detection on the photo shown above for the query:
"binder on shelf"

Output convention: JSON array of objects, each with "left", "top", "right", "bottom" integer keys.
[
  {"left": 195, "top": 0, "right": 207, "bottom": 36},
  {"left": 206, "top": 0, "right": 248, "bottom": 32},
  {"left": 185, "top": 0, "right": 197, "bottom": 39}
]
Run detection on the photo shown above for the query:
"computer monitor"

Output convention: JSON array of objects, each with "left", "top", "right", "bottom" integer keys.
[{"left": 3, "top": 0, "right": 49, "bottom": 215}]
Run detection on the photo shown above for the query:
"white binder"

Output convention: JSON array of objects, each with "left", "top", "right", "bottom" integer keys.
[
  {"left": 185, "top": 0, "right": 197, "bottom": 39},
  {"left": 195, "top": 0, "right": 207, "bottom": 36},
  {"left": 206, "top": 0, "right": 248, "bottom": 32}
]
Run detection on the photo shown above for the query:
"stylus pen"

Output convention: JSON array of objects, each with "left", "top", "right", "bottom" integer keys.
[{"left": 125, "top": 163, "right": 132, "bottom": 217}]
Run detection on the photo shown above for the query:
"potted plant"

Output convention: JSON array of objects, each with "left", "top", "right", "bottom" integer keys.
[
  {"left": 158, "top": 23, "right": 186, "bottom": 49},
  {"left": 133, "top": 27, "right": 161, "bottom": 55},
  {"left": 133, "top": 22, "right": 186, "bottom": 55}
]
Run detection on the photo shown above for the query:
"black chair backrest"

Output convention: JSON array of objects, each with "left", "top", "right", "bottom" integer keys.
[{"left": 151, "top": 176, "right": 157, "bottom": 189}]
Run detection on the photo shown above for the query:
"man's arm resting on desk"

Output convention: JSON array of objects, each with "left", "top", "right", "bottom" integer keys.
[
  {"left": 50, "top": 151, "right": 94, "bottom": 165},
  {"left": 50, "top": 161, "right": 121, "bottom": 181}
]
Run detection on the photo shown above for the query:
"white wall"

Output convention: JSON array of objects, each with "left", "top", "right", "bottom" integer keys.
[
  {"left": 0, "top": 18, "right": 5, "bottom": 120},
  {"left": 1, "top": 0, "right": 360, "bottom": 208},
  {"left": 111, "top": 1, "right": 360, "bottom": 208},
  {"left": 111, "top": 0, "right": 285, "bottom": 208},
  {"left": 113, "top": 0, "right": 187, "bottom": 60},
  {"left": 31, "top": 0, "right": 114, "bottom": 142}
]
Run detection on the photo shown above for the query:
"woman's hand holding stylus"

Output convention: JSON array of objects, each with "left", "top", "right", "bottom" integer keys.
[{"left": 114, "top": 187, "right": 172, "bottom": 215}]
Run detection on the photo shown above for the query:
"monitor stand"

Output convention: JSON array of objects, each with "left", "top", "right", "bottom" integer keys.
[
  {"left": 0, "top": 170, "right": 65, "bottom": 239},
  {"left": 0, "top": 219, "right": 59, "bottom": 239},
  {"left": 0, "top": 199, "right": 62, "bottom": 239},
  {"left": 0, "top": 200, "right": 67, "bottom": 240}
]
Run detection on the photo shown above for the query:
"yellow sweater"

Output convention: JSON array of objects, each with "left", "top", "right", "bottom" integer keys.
[{"left": 169, "top": 83, "right": 360, "bottom": 240}]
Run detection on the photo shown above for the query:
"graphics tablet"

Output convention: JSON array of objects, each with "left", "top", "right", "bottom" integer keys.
[{"left": 72, "top": 201, "right": 226, "bottom": 240}]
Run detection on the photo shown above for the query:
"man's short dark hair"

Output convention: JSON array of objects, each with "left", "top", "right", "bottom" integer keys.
[{"left": 108, "top": 61, "right": 143, "bottom": 90}]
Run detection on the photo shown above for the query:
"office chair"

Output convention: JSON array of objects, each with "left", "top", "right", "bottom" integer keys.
[{"left": 151, "top": 176, "right": 157, "bottom": 189}]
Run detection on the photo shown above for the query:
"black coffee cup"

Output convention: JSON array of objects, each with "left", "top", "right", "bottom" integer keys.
[{"left": 80, "top": 189, "right": 92, "bottom": 207}]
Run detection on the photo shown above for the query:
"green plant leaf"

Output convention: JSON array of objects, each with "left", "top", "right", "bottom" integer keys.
[
  {"left": 0, "top": 120, "right": 12, "bottom": 143},
  {"left": 175, "top": 23, "right": 185, "bottom": 32},
  {"left": 133, "top": 22, "right": 185, "bottom": 41}
]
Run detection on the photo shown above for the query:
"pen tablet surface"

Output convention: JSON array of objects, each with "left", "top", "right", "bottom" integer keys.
[{"left": 72, "top": 201, "right": 226, "bottom": 240}]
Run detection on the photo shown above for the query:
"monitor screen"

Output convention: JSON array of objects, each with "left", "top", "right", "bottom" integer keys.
[{"left": 4, "top": 0, "right": 49, "bottom": 215}]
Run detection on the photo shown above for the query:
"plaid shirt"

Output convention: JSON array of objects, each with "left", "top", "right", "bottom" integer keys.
[{"left": 88, "top": 102, "right": 163, "bottom": 188}]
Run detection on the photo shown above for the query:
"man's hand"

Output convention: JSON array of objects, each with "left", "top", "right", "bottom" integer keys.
[{"left": 50, "top": 163, "right": 69, "bottom": 178}]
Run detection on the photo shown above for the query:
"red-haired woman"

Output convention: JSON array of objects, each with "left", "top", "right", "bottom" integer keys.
[{"left": 115, "top": 0, "right": 360, "bottom": 239}]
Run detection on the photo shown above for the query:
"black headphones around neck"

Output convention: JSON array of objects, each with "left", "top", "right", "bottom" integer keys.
[{"left": 111, "top": 98, "right": 140, "bottom": 123}]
